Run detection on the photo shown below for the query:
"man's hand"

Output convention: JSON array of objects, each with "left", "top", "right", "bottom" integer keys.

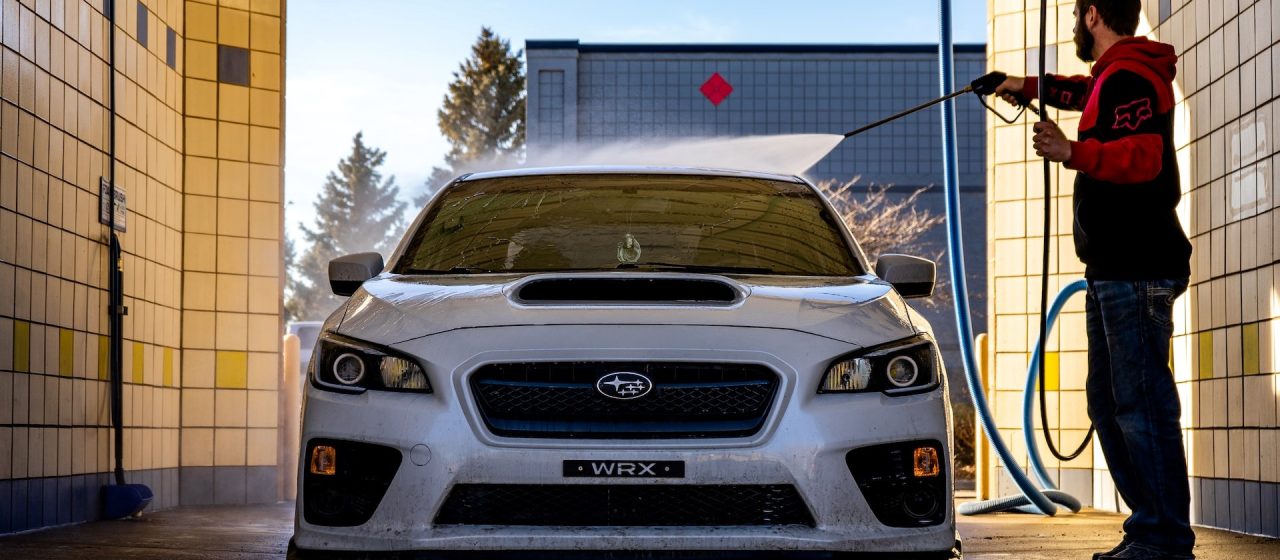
[
  {"left": 993, "top": 75, "right": 1027, "bottom": 107},
  {"left": 1032, "top": 120, "right": 1073, "bottom": 163}
]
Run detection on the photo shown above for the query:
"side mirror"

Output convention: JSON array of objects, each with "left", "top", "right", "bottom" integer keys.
[
  {"left": 875, "top": 254, "right": 936, "bottom": 299},
  {"left": 329, "top": 253, "right": 384, "bottom": 296}
]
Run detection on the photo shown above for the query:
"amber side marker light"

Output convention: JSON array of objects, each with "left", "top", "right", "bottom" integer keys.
[
  {"left": 913, "top": 447, "right": 940, "bottom": 477},
  {"left": 310, "top": 445, "right": 337, "bottom": 475}
]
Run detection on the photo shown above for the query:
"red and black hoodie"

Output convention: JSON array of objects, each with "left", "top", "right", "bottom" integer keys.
[{"left": 1024, "top": 37, "right": 1191, "bottom": 280}]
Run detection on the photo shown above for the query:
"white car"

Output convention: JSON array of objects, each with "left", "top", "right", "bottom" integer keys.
[{"left": 291, "top": 167, "right": 958, "bottom": 558}]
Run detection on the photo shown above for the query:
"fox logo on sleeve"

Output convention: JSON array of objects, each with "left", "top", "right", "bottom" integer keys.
[{"left": 1113, "top": 98, "right": 1153, "bottom": 131}]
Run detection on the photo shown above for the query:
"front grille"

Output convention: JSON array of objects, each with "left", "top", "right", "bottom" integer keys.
[
  {"left": 435, "top": 484, "right": 814, "bottom": 527},
  {"left": 470, "top": 362, "right": 779, "bottom": 438}
]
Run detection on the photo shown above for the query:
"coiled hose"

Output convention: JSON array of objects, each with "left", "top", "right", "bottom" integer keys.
[{"left": 937, "top": 0, "right": 1087, "bottom": 516}]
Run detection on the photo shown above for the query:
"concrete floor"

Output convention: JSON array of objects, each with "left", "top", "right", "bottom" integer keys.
[{"left": 1, "top": 502, "right": 1278, "bottom": 559}]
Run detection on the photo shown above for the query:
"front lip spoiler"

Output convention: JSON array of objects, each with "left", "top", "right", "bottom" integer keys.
[{"left": 288, "top": 539, "right": 962, "bottom": 560}]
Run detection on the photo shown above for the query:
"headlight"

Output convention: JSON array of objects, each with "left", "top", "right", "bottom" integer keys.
[
  {"left": 819, "top": 335, "right": 937, "bottom": 395},
  {"left": 313, "top": 333, "right": 432, "bottom": 393}
]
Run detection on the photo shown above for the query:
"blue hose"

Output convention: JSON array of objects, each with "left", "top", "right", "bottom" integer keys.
[
  {"left": 938, "top": 0, "right": 1085, "bottom": 516},
  {"left": 1023, "top": 279, "right": 1089, "bottom": 492}
]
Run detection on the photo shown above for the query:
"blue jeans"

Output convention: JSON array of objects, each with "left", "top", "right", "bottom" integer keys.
[{"left": 1086, "top": 279, "right": 1195, "bottom": 554}]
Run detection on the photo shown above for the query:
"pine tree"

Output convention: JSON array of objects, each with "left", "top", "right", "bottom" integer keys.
[
  {"left": 417, "top": 27, "right": 526, "bottom": 204},
  {"left": 288, "top": 133, "right": 407, "bottom": 320}
]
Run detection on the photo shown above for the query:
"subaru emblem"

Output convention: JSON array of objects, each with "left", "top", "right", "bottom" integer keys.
[{"left": 596, "top": 372, "right": 653, "bottom": 400}]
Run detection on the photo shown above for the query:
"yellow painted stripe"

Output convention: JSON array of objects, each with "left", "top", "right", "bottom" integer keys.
[
  {"left": 98, "top": 335, "right": 110, "bottom": 380},
  {"left": 1198, "top": 331, "right": 1214, "bottom": 379},
  {"left": 216, "top": 351, "right": 249, "bottom": 389},
  {"left": 14, "top": 321, "right": 30, "bottom": 372},
  {"left": 1242, "top": 323, "right": 1260, "bottom": 375},
  {"left": 1044, "top": 351, "right": 1059, "bottom": 391},
  {"left": 163, "top": 347, "right": 174, "bottom": 387},
  {"left": 132, "top": 343, "right": 145, "bottom": 384},
  {"left": 59, "top": 329, "right": 75, "bottom": 376}
]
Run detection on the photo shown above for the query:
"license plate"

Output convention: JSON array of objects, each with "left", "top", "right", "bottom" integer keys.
[{"left": 563, "top": 460, "right": 685, "bottom": 478}]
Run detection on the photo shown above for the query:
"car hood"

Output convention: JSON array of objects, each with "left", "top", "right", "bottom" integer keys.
[{"left": 332, "top": 273, "right": 922, "bottom": 348}]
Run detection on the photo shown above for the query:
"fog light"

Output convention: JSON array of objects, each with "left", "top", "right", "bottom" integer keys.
[
  {"left": 310, "top": 445, "right": 337, "bottom": 475},
  {"left": 886, "top": 356, "right": 919, "bottom": 387},
  {"left": 913, "top": 446, "right": 940, "bottom": 477},
  {"left": 903, "top": 484, "right": 941, "bottom": 519}
]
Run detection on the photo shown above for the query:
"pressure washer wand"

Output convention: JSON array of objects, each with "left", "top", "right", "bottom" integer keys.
[{"left": 842, "top": 71, "right": 1037, "bottom": 138}]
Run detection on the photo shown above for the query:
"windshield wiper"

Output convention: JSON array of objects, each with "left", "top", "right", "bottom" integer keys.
[{"left": 616, "top": 262, "right": 776, "bottom": 275}]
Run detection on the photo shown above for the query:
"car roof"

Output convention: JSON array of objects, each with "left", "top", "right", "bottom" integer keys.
[{"left": 460, "top": 165, "right": 806, "bottom": 183}]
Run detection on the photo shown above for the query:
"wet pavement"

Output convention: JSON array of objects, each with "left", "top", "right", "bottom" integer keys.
[{"left": 0, "top": 501, "right": 1277, "bottom": 559}]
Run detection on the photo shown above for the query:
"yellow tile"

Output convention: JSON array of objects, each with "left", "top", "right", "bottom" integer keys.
[
  {"left": 249, "top": 0, "right": 280, "bottom": 15},
  {"left": 185, "top": 156, "right": 218, "bottom": 196},
  {"left": 248, "top": 201, "right": 277, "bottom": 239},
  {"left": 218, "top": 83, "right": 248, "bottom": 123},
  {"left": 185, "top": 117, "right": 217, "bottom": 158},
  {"left": 186, "top": 78, "right": 216, "bottom": 119},
  {"left": 1042, "top": 351, "right": 1060, "bottom": 391},
  {"left": 248, "top": 88, "right": 278, "bottom": 127},
  {"left": 247, "top": 163, "right": 280, "bottom": 202},
  {"left": 218, "top": 7, "right": 250, "bottom": 48},
  {"left": 249, "top": 13, "right": 279, "bottom": 53},
  {"left": 1243, "top": 323, "right": 1260, "bottom": 375},
  {"left": 249, "top": 51, "right": 279, "bottom": 90},
  {"left": 186, "top": 40, "right": 217, "bottom": 80},
  {"left": 215, "top": 351, "right": 248, "bottom": 388},
  {"left": 14, "top": 321, "right": 30, "bottom": 373},
  {"left": 163, "top": 347, "right": 174, "bottom": 387},
  {"left": 211, "top": 160, "right": 247, "bottom": 199},
  {"left": 59, "top": 328, "right": 73, "bottom": 376},
  {"left": 186, "top": 1, "right": 218, "bottom": 42},
  {"left": 98, "top": 335, "right": 109, "bottom": 380},
  {"left": 218, "top": 121, "right": 248, "bottom": 161},
  {"left": 248, "top": 126, "right": 278, "bottom": 165},
  {"left": 132, "top": 343, "right": 145, "bottom": 384},
  {"left": 1199, "top": 331, "right": 1215, "bottom": 379}
]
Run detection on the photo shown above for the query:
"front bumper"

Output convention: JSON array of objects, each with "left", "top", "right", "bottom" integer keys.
[{"left": 293, "top": 325, "right": 954, "bottom": 553}]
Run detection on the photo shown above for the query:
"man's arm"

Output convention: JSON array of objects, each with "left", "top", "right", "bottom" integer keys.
[
  {"left": 995, "top": 74, "right": 1091, "bottom": 112},
  {"left": 1064, "top": 71, "right": 1165, "bottom": 184}
]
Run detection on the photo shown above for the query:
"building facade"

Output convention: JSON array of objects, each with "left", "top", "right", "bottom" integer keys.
[
  {"left": 984, "top": 0, "right": 1280, "bottom": 537},
  {"left": 0, "top": 0, "right": 286, "bottom": 533},
  {"left": 526, "top": 40, "right": 990, "bottom": 391}
]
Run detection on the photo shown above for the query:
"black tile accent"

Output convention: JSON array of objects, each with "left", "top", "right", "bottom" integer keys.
[
  {"left": 11, "top": 480, "right": 29, "bottom": 532},
  {"left": 1245, "top": 481, "right": 1263, "bottom": 535},
  {"left": 1266, "top": 482, "right": 1280, "bottom": 538},
  {"left": 180, "top": 467, "right": 215, "bottom": 506},
  {"left": 166, "top": 27, "right": 177, "bottom": 69},
  {"left": 214, "top": 466, "right": 247, "bottom": 505},
  {"left": 1214, "top": 478, "right": 1230, "bottom": 529},
  {"left": 1229, "top": 480, "right": 1246, "bottom": 533},
  {"left": 136, "top": 1, "right": 148, "bottom": 47},
  {"left": 0, "top": 480, "right": 11, "bottom": 534},
  {"left": 41, "top": 478, "right": 56, "bottom": 528},
  {"left": 1159, "top": 0, "right": 1172, "bottom": 23},
  {"left": 246, "top": 466, "right": 279, "bottom": 504},
  {"left": 218, "top": 45, "right": 251, "bottom": 86},
  {"left": 1191, "top": 477, "right": 1203, "bottom": 525},
  {"left": 56, "top": 477, "right": 72, "bottom": 525},
  {"left": 71, "top": 475, "right": 89, "bottom": 523}
]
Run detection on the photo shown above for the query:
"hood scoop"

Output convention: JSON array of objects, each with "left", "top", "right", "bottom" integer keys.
[{"left": 514, "top": 277, "right": 741, "bottom": 305}]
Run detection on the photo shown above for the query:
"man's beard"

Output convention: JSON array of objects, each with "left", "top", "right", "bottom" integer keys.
[{"left": 1075, "top": 16, "right": 1096, "bottom": 62}]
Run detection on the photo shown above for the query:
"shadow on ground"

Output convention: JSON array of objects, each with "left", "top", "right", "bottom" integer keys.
[{"left": 0, "top": 502, "right": 1277, "bottom": 559}]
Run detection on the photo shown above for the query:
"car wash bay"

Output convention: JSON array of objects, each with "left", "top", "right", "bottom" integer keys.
[{"left": 4, "top": 0, "right": 1280, "bottom": 557}]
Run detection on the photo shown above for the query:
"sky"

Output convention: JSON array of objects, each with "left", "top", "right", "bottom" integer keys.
[{"left": 283, "top": 0, "right": 988, "bottom": 244}]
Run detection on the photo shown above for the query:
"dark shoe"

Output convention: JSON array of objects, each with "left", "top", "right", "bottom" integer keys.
[
  {"left": 1099, "top": 541, "right": 1194, "bottom": 560},
  {"left": 1093, "top": 537, "right": 1132, "bottom": 560}
]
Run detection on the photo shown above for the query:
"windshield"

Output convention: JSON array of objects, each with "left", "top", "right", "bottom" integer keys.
[{"left": 393, "top": 174, "right": 861, "bottom": 276}]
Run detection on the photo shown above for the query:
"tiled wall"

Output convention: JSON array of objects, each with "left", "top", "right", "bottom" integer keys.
[
  {"left": 985, "top": 0, "right": 1280, "bottom": 537},
  {"left": 0, "top": 0, "right": 285, "bottom": 533},
  {"left": 526, "top": 42, "right": 989, "bottom": 395}
]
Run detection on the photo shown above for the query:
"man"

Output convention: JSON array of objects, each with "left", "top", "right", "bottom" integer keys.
[{"left": 994, "top": 1, "right": 1195, "bottom": 559}]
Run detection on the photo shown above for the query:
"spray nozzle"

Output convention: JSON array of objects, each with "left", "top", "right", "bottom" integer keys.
[{"left": 969, "top": 71, "right": 1008, "bottom": 96}]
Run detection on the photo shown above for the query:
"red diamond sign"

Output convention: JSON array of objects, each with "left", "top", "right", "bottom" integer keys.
[{"left": 700, "top": 72, "right": 733, "bottom": 106}]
